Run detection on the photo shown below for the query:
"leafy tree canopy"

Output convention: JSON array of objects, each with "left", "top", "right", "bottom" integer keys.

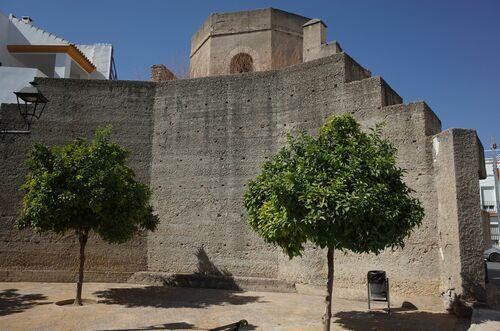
[
  {"left": 244, "top": 115, "right": 424, "bottom": 258},
  {"left": 17, "top": 126, "right": 158, "bottom": 242}
]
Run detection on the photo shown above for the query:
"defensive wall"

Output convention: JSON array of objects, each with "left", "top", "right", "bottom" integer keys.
[{"left": 0, "top": 52, "right": 488, "bottom": 309}]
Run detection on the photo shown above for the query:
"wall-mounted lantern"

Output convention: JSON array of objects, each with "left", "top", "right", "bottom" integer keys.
[
  {"left": 1, "top": 81, "right": 49, "bottom": 134},
  {"left": 14, "top": 81, "right": 49, "bottom": 131}
]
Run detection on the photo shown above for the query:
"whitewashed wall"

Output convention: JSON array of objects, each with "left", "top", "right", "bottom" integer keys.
[
  {"left": 0, "top": 11, "right": 112, "bottom": 81},
  {"left": 77, "top": 44, "right": 113, "bottom": 79},
  {"left": 0, "top": 67, "right": 46, "bottom": 103}
]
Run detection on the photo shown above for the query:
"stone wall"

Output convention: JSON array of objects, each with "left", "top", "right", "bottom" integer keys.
[
  {"left": 434, "top": 129, "right": 487, "bottom": 302},
  {"left": 0, "top": 79, "right": 156, "bottom": 282},
  {"left": 0, "top": 52, "right": 486, "bottom": 306}
]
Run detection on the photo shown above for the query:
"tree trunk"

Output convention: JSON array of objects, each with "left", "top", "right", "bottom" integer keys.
[
  {"left": 323, "top": 247, "right": 334, "bottom": 331},
  {"left": 74, "top": 228, "right": 89, "bottom": 306}
]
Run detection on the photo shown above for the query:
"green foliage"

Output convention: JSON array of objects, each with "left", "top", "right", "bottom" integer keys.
[
  {"left": 17, "top": 126, "right": 159, "bottom": 243},
  {"left": 244, "top": 115, "right": 424, "bottom": 258}
]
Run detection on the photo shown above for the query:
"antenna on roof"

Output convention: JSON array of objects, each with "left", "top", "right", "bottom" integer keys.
[
  {"left": 492, "top": 135, "right": 500, "bottom": 216},
  {"left": 491, "top": 136, "right": 498, "bottom": 164}
]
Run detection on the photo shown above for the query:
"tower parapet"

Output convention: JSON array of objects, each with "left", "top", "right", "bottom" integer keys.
[{"left": 302, "top": 19, "right": 343, "bottom": 62}]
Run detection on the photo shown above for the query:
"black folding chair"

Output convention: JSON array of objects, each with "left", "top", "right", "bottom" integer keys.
[{"left": 367, "top": 270, "right": 390, "bottom": 313}]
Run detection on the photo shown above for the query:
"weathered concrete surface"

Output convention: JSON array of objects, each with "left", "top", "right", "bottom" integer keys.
[
  {"left": 434, "top": 129, "right": 487, "bottom": 304},
  {"left": 482, "top": 211, "right": 492, "bottom": 250},
  {"left": 0, "top": 282, "right": 460, "bottom": 331},
  {"left": 0, "top": 49, "right": 487, "bottom": 309}
]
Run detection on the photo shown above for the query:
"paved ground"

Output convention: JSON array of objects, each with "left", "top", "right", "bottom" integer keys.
[
  {"left": 486, "top": 262, "right": 500, "bottom": 287},
  {"left": 0, "top": 282, "right": 464, "bottom": 331},
  {"left": 469, "top": 308, "right": 500, "bottom": 331}
]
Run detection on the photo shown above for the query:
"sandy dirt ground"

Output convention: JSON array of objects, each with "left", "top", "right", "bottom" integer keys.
[{"left": 0, "top": 282, "right": 462, "bottom": 330}]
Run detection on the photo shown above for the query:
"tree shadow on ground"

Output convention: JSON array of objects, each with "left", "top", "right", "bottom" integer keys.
[
  {"left": 333, "top": 309, "right": 458, "bottom": 331},
  {"left": 97, "top": 320, "right": 257, "bottom": 331},
  {"left": 98, "top": 322, "right": 196, "bottom": 330},
  {"left": 0, "top": 288, "right": 50, "bottom": 316},
  {"left": 94, "top": 286, "right": 261, "bottom": 309},
  {"left": 95, "top": 247, "right": 260, "bottom": 329},
  {"left": 94, "top": 247, "right": 261, "bottom": 309}
]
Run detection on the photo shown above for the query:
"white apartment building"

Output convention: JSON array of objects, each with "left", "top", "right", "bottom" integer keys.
[
  {"left": 0, "top": 12, "right": 117, "bottom": 104},
  {"left": 480, "top": 149, "right": 500, "bottom": 247}
]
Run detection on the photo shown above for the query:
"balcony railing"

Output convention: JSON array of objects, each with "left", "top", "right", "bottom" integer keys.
[
  {"left": 491, "top": 224, "right": 500, "bottom": 248},
  {"left": 482, "top": 201, "right": 497, "bottom": 212}
]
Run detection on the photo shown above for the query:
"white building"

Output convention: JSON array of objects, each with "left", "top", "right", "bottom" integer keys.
[
  {"left": 480, "top": 149, "right": 500, "bottom": 247},
  {"left": 0, "top": 12, "right": 117, "bottom": 104}
]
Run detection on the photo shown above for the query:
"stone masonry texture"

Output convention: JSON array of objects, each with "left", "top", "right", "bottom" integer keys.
[
  {"left": 0, "top": 50, "right": 487, "bottom": 307},
  {"left": 151, "top": 64, "right": 177, "bottom": 82}
]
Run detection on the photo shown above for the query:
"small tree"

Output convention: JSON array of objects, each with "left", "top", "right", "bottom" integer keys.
[
  {"left": 17, "top": 127, "right": 159, "bottom": 306},
  {"left": 244, "top": 115, "right": 424, "bottom": 330}
]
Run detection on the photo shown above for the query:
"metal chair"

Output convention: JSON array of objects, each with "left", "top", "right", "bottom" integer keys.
[{"left": 367, "top": 270, "right": 390, "bottom": 313}]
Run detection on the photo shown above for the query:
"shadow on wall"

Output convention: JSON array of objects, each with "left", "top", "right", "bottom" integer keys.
[
  {"left": 195, "top": 247, "right": 231, "bottom": 276},
  {"left": 461, "top": 271, "right": 487, "bottom": 303},
  {"left": 93, "top": 249, "right": 260, "bottom": 328},
  {"left": 333, "top": 310, "right": 460, "bottom": 331},
  {"left": 190, "top": 247, "right": 242, "bottom": 291},
  {"left": 0, "top": 288, "right": 50, "bottom": 316},
  {"left": 93, "top": 287, "right": 260, "bottom": 329}
]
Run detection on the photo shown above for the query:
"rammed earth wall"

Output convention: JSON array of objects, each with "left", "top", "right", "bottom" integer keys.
[
  {"left": 0, "top": 53, "right": 487, "bottom": 305},
  {"left": 0, "top": 81, "right": 156, "bottom": 282}
]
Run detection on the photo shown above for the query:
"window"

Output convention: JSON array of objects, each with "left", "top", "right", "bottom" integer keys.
[
  {"left": 482, "top": 186, "right": 496, "bottom": 210},
  {"left": 230, "top": 53, "right": 254, "bottom": 74}
]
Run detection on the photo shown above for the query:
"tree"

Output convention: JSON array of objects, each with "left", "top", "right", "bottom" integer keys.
[
  {"left": 243, "top": 115, "right": 424, "bottom": 330},
  {"left": 17, "top": 127, "right": 159, "bottom": 306}
]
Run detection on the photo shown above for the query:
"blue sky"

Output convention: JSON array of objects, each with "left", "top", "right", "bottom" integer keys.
[{"left": 2, "top": 1, "right": 499, "bottom": 147}]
